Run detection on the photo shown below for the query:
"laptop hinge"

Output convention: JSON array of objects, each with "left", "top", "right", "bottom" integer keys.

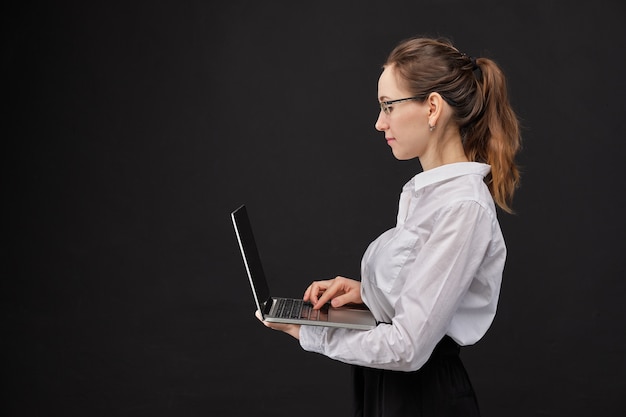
[{"left": 262, "top": 298, "right": 273, "bottom": 315}]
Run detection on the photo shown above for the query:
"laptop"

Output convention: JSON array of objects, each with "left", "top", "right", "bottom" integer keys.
[{"left": 231, "top": 204, "right": 377, "bottom": 330}]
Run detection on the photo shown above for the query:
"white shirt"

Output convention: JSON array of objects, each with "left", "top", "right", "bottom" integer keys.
[{"left": 299, "top": 162, "right": 506, "bottom": 371}]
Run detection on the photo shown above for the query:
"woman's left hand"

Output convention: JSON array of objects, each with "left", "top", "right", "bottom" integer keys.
[{"left": 255, "top": 310, "right": 301, "bottom": 340}]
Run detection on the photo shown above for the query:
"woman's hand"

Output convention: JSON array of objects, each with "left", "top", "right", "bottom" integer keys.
[
  {"left": 254, "top": 276, "right": 362, "bottom": 340},
  {"left": 303, "top": 276, "right": 363, "bottom": 310},
  {"left": 255, "top": 310, "right": 301, "bottom": 340}
]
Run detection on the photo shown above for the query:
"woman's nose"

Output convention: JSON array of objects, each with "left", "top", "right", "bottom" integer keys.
[{"left": 375, "top": 112, "right": 388, "bottom": 131}]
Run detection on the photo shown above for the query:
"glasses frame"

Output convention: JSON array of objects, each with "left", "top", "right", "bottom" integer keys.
[
  {"left": 379, "top": 93, "right": 459, "bottom": 115},
  {"left": 379, "top": 96, "right": 422, "bottom": 115}
]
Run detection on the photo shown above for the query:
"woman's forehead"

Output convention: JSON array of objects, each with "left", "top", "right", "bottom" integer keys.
[{"left": 378, "top": 65, "right": 409, "bottom": 98}]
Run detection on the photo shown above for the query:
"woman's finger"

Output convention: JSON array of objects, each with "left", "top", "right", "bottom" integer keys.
[
  {"left": 303, "top": 279, "right": 330, "bottom": 304},
  {"left": 313, "top": 279, "right": 345, "bottom": 309}
]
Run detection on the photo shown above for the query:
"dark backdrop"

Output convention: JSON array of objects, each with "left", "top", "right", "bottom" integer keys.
[{"left": 4, "top": 1, "right": 625, "bottom": 416}]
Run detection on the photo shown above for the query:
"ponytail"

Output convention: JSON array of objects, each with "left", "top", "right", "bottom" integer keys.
[{"left": 465, "top": 58, "right": 521, "bottom": 214}]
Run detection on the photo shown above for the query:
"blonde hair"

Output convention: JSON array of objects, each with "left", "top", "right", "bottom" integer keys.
[{"left": 385, "top": 37, "right": 522, "bottom": 213}]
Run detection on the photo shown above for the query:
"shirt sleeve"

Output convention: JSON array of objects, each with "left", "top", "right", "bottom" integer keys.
[{"left": 299, "top": 200, "right": 496, "bottom": 371}]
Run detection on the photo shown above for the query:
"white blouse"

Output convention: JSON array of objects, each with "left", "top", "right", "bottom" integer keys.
[{"left": 299, "top": 162, "right": 506, "bottom": 371}]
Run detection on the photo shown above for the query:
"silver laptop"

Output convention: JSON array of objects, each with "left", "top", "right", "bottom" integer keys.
[{"left": 231, "top": 204, "right": 377, "bottom": 330}]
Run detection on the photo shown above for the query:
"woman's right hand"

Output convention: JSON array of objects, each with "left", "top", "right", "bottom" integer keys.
[{"left": 303, "top": 276, "right": 363, "bottom": 310}]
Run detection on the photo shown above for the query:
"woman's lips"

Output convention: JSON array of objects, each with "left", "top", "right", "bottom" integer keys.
[{"left": 386, "top": 137, "right": 396, "bottom": 144}]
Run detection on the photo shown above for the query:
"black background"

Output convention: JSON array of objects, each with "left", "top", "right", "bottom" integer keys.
[{"left": 4, "top": 1, "right": 625, "bottom": 416}]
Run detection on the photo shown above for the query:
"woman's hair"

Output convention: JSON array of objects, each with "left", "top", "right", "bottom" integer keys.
[{"left": 385, "top": 36, "right": 522, "bottom": 213}]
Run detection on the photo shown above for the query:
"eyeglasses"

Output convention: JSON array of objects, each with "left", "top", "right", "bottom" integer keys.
[
  {"left": 379, "top": 94, "right": 459, "bottom": 115},
  {"left": 379, "top": 96, "right": 422, "bottom": 115}
]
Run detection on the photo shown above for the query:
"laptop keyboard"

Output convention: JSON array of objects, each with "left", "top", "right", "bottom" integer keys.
[{"left": 274, "top": 298, "right": 321, "bottom": 320}]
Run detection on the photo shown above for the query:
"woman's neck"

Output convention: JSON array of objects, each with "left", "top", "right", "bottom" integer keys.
[{"left": 420, "top": 129, "right": 468, "bottom": 171}]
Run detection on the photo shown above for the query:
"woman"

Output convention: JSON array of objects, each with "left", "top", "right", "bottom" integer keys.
[{"left": 257, "top": 36, "right": 521, "bottom": 417}]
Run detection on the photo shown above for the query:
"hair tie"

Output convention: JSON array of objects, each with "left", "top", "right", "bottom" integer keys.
[
  {"left": 470, "top": 56, "right": 478, "bottom": 70},
  {"left": 460, "top": 52, "right": 479, "bottom": 71},
  {"left": 461, "top": 53, "right": 481, "bottom": 79}
]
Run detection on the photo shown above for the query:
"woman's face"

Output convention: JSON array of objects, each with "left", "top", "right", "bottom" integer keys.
[{"left": 375, "top": 65, "right": 430, "bottom": 161}]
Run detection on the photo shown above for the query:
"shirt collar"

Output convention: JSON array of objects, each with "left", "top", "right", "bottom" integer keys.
[{"left": 408, "top": 162, "right": 491, "bottom": 192}]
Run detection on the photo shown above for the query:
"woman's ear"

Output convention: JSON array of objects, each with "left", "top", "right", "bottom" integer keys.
[{"left": 427, "top": 92, "right": 444, "bottom": 129}]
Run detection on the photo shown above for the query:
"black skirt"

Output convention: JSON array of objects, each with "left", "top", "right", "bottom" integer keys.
[{"left": 351, "top": 336, "right": 480, "bottom": 417}]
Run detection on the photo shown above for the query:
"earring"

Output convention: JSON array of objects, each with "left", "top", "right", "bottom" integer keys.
[{"left": 428, "top": 124, "right": 435, "bottom": 132}]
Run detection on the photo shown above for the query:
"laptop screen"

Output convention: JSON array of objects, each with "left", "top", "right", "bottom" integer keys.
[{"left": 231, "top": 205, "right": 271, "bottom": 312}]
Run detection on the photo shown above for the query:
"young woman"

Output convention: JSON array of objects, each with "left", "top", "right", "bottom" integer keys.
[{"left": 257, "top": 36, "right": 521, "bottom": 417}]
